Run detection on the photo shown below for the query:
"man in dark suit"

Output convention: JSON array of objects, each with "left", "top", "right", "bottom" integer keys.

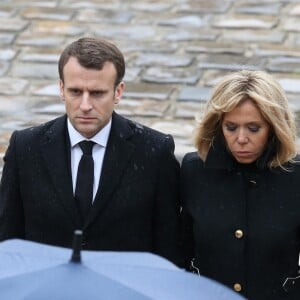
[{"left": 0, "top": 37, "right": 181, "bottom": 265}]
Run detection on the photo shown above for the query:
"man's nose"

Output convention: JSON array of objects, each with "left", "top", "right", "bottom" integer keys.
[{"left": 80, "top": 93, "right": 92, "bottom": 110}]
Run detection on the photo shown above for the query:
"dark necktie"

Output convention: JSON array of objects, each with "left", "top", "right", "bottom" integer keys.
[{"left": 75, "top": 141, "right": 95, "bottom": 222}]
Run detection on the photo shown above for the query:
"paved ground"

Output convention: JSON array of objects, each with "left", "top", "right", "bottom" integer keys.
[{"left": 1, "top": 0, "right": 300, "bottom": 172}]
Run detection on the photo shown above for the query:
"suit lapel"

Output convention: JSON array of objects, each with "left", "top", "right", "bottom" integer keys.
[
  {"left": 85, "top": 113, "right": 135, "bottom": 227},
  {"left": 40, "top": 115, "right": 82, "bottom": 228}
]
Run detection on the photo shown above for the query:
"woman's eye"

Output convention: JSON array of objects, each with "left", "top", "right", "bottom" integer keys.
[
  {"left": 225, "top": 125, "right": 237, "bottom": 132},
  {"left": 248, "top": 126, "right": 260, "bottom": 133}
]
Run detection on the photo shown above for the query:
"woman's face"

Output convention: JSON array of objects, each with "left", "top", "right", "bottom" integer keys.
[{"left": 221, "top": 99, "right": 271, "bottom": 164}]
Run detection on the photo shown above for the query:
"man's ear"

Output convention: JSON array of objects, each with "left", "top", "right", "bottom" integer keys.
[
  {"left": 59, "top": 80, "right": 65, "bottom": 101},
  {"left": 114, "top": 81, "right": 125, "bottom": 104}
]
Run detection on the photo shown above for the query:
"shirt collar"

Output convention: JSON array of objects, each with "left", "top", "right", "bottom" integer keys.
[{"left": 67, "top": 118, "right": 111, "bottom": 148}]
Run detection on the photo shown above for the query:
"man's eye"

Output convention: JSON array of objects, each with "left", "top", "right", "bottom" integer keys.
[
  {"left": 91, "top": 91, "right": 104, "bottom": 97},
  {"left": 225, "top": 125, "right": 237, "bottom": 132},
  {"left": 70, "top": 89, "right": 80, "bottom": 95}
]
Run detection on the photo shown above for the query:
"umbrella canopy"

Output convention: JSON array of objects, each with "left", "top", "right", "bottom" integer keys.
[{"left": 0, "top": 234, "right": 245, "bottom": 300}]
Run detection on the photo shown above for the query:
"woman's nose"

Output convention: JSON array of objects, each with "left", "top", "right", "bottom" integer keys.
[{"left": 237, "top": 130, "right": 248, "bottom": 144}]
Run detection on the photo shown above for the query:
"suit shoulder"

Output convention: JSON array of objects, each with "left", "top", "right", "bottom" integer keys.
[
  {"left": 126, "top": 117, "right": 173, "bottom": 143},
  {"left": 11, "top": 116, "right": 65, "bottom": 143}
]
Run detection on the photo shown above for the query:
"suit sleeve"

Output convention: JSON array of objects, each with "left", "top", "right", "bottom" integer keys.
[
  {"left": 0, "top": 131, "right": 25, "bottom": 240},
  {"left": 152, "top": 134, "right": 183, "bottom": 266}
]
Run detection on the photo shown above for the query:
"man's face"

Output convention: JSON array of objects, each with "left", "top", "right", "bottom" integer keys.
[{"left": 60, "top": 57, "right": 124, "bottom": 138}]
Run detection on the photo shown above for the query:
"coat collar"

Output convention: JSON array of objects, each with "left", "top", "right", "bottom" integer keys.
[
  {"left": 38, "top": 112, "right": 137, "bottom": 229},
  {"left": 40, "top": 115, "right": 82, "bottom": 228},
  {"left": 204, "top": 132, "right": 274, "bottom": 171},
  {"left": 84, "top": 112, "right": 136, "bottom": 228}
]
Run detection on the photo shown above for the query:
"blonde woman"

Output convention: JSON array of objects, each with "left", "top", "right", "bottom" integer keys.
[{"left": 181, "top": 70, "right": 300, "bottom": 299}]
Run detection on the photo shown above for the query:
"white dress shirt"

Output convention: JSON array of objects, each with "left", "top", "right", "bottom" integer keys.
[{"left": 67, "top": 118, "right": 111, "bottom": 202}]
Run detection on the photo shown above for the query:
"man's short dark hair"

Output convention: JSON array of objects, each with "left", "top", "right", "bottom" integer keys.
[{"left": 58, "top": 37, "right": 125, "bottom": 87}]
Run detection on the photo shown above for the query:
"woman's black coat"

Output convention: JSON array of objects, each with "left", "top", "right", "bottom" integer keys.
[{"left": 181, "top": 138, "right": 300, "bottom": 299}]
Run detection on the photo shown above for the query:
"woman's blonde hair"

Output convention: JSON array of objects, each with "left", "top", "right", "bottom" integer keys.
[{"left": 194, "top": 70, "right": 297, "bottom": 169}]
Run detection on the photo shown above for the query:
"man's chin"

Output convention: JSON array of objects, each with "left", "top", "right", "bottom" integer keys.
[{"left": 76, "top": 126, "right": 98, "bottom": 139}]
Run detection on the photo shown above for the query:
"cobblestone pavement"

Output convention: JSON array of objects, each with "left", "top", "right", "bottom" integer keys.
[{"left": 1, "top": 0, "right": 300, "bottom": 173}]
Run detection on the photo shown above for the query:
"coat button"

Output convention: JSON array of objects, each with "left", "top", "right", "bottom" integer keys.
[
  {"left": 233, "top": 283, "right": 242, "bottom": 292},
  {"left": 235, "top": 229, "right": 243, "bottom": 239}
]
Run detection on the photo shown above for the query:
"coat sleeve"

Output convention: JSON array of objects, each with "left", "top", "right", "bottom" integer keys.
[
  {"left": 180, "top": 154, "right": 196, "bottom": 271},
  {"left": 0, "top": 131, "right": 25, "bottom": 241},
  {"left": 152, "top": 134, "right": 183, "bottom": 267}
]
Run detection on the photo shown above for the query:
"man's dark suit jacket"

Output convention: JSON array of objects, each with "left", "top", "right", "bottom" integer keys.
[{"left": 0, "top": 112, "right": 181, "bottom": 265}]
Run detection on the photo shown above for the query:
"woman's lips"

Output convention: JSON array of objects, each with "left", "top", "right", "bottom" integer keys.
[{"left": 235, "top": 151, "right": 253, "bottom": 158}]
